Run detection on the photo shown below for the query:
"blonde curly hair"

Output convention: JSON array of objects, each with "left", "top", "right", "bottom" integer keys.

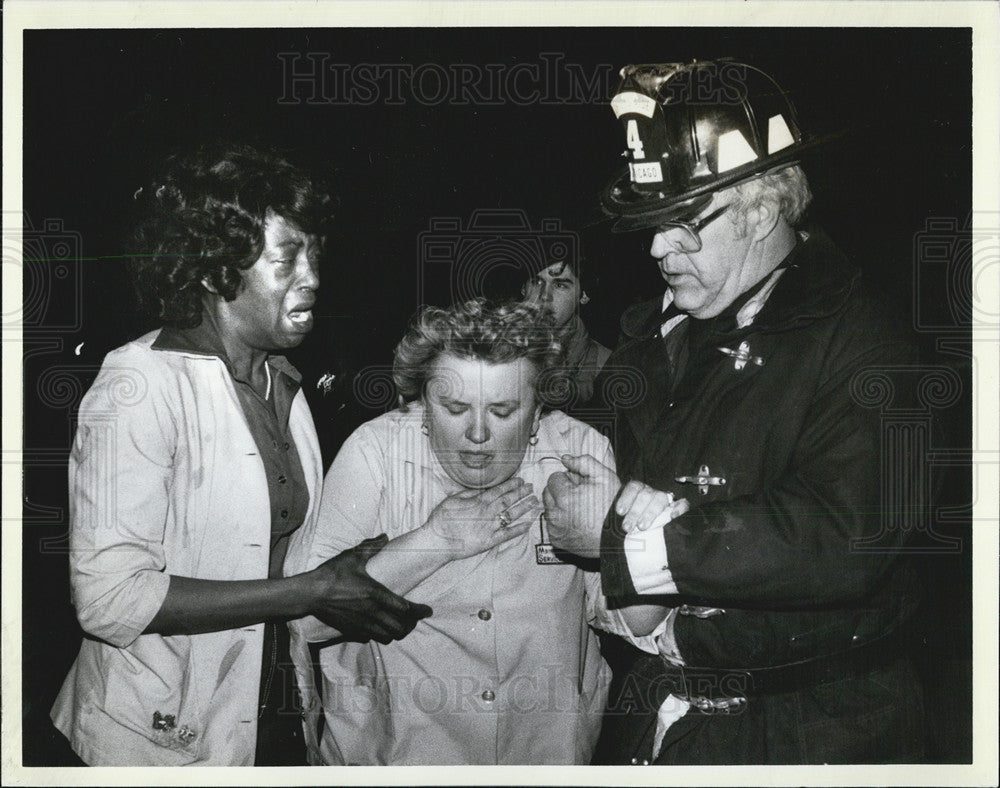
[{"left": 393, "top": 299, "right": 565, "bottom": 407}]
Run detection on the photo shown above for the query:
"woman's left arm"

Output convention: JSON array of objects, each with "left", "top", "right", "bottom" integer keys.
[
  {"left": 365, "top": 476, "right": 537, "bottom": 595},
  {"left": 287, "top": 425, "right": 536, "bottom": 639}
]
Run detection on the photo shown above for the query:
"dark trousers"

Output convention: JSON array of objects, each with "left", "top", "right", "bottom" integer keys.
[
  {"left": 255, "top": 620, "right": 306, "bottom": 766},
  {"left": 593, "top": 642, "right": 926, "bottom": 765}
]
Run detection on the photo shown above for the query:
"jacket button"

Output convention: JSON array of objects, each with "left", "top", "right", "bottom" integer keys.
[
  {"left": 481, "top": 689, "right": 495, "bottom": 702},
  {"left": 477, "top": 609, "right": 492, "bottom": 621},
  {"left": 280, "top": 509, "right": 288, "bottom": 519},
  {"left": 283, "top": 442, "right": 290, "bottom": 451}
]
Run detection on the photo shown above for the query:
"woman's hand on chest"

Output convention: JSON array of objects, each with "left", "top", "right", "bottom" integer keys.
[{"left": 421, "top": 476, "right": 540, "bottom": 561}]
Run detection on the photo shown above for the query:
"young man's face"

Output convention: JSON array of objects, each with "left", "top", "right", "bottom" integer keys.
[{"left": 523, "top": 262, "right": 586, "bottom": 328}]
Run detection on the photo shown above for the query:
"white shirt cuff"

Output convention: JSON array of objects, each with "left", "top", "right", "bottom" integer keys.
[
  {"left": 656, "top": 607, "right": 685, "bottom": 666},
  {"left": 624, "top": 527, "right": 677, "bottom": 595}
]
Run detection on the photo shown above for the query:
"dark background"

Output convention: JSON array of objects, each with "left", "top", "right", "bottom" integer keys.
[{"left": 21, "top": 27, "right": 973, "bottom": 764}]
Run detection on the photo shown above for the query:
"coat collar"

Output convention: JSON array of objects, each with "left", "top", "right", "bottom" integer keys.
[
  {"left": 748, "top": 226, "right": 859, "bottom": 332},
  {"left": 620, "top": 223, "right": 859, "bottom": 340},
  {"left": 559, "top": 315, "right": 593, "bottom": 368},
  {"left": 152, "top": 311, "right": 301, "bottom": 384}
]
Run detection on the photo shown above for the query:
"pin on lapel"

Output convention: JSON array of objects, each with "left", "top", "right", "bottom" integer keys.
[
  {"left": 675, "top": 464, "right": 726, "bottom": 495},
  {"left": 717, "top": 341, "right": 764, "bottom": 371}
]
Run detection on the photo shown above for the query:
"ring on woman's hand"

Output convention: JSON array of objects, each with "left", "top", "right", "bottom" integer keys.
[{"left": 498, "top": 510, "right": 512, "bottom": 527}]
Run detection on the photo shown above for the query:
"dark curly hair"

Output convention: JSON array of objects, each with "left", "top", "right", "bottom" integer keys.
[
  {"left": 392, "top": 299, "right": 568, "bottom": 409},
  {"left": 130, "top": 143, "right": 335, "bottom": 327}
]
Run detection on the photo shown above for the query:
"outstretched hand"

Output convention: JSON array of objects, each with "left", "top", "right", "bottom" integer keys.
[{"left": 307, "top": 534, "right": 433, "bottom": 645}]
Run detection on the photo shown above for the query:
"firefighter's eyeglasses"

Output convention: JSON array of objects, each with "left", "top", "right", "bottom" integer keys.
[{"left": 657, "top": 204, "right": 732, "bottom": 252}]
